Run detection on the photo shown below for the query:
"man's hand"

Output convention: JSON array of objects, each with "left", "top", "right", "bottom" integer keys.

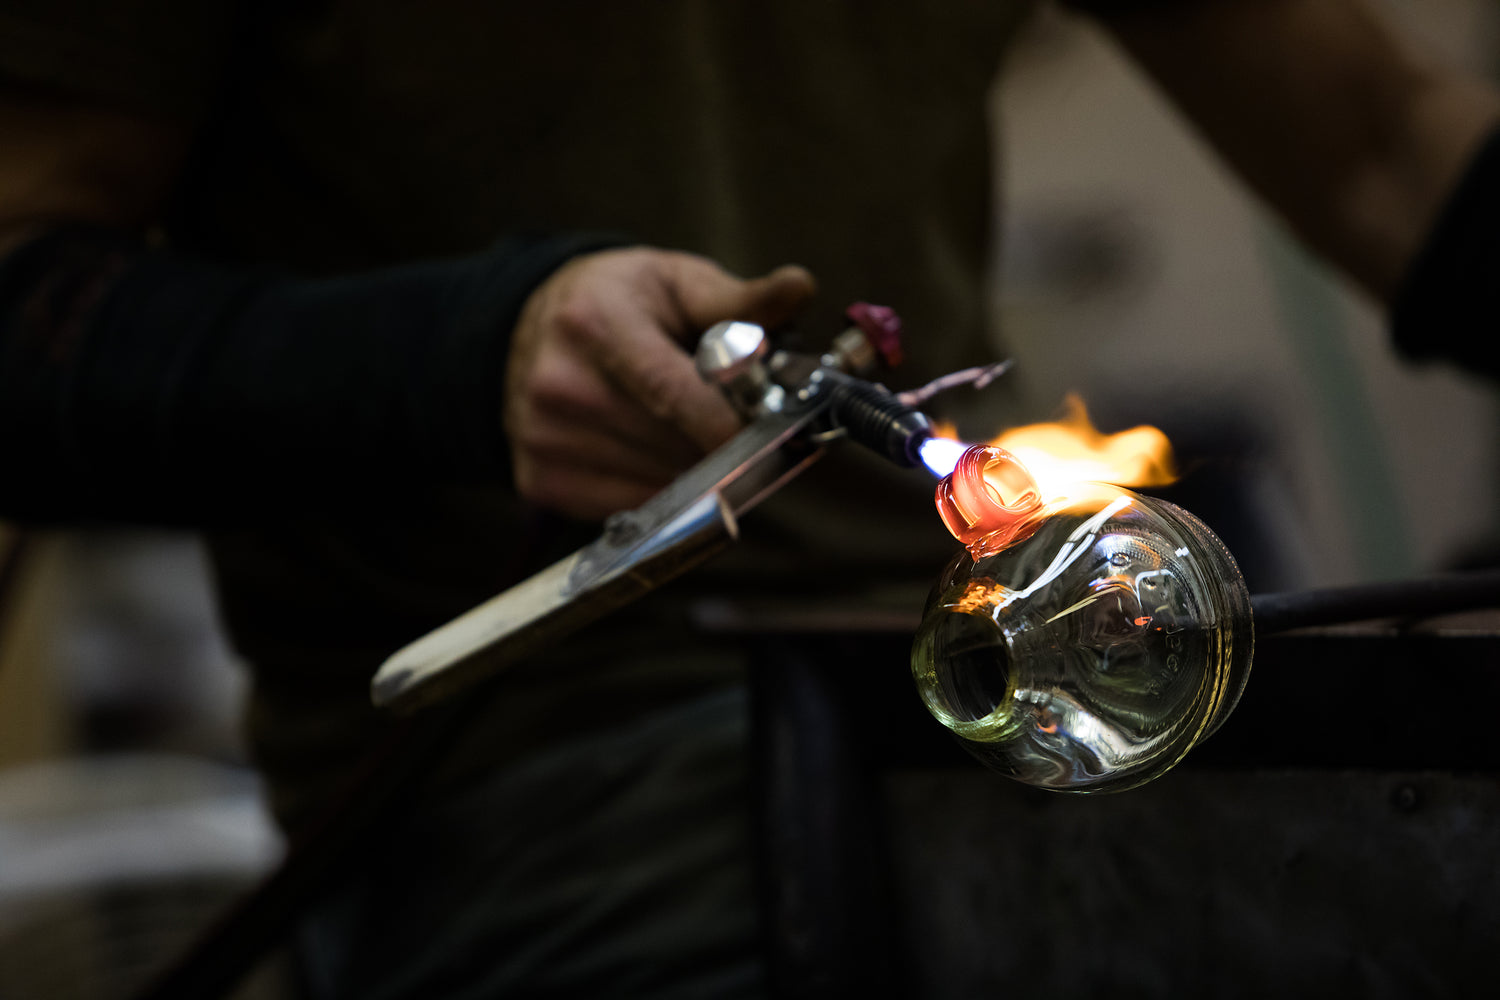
[{"left": 506, "top": 247, "right": 816, "bottom": 520}]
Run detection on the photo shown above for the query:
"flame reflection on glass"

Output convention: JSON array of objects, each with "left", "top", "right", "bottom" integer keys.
[{"left": 912, "top": 402, "right": 1250, "bottom": 793}]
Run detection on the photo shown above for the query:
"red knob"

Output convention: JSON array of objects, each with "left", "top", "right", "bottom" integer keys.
[{"left": 845, "top": 302, "right": 905, "bottom": 368}]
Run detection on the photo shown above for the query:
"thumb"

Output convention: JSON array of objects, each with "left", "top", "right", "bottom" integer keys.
[
  {"left": 672, "top": 259, "right": 818, "bottom": 334},
  {"left": 734, "top": 263, "right": 819, "bottom": 329}
]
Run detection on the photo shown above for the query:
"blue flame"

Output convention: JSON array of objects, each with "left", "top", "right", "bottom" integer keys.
[{"left": 918, "top": 436, "right": 968, "bottom": 479}]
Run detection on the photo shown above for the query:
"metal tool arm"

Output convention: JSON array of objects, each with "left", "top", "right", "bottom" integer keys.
[
  {"left": 371, "top": 398, "right": 833, "bottom": 712},
  {"left": 371, "top": 307, "right": 943, "bottom": 713}
]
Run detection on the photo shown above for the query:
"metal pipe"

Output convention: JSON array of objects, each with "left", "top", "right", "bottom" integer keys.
[{"left": 1251, "top": 568, "right": 1500, "bottom": 635}]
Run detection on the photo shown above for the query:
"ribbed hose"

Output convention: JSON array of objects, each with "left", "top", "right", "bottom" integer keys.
[{"left": 828, "top": 377, "right": 932, "bottom": 467}]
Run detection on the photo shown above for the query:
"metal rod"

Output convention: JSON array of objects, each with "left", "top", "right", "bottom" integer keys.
[{"left": 1251, "top": 569, "right": 1500, "bottom": 635}]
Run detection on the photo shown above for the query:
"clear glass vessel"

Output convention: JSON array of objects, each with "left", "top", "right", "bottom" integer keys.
[{"left": 912, "top": 480, "right": 1253, "bottom": 792}]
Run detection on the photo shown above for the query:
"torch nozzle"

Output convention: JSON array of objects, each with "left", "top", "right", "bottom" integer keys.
[{"left": 825, "top": 373, "right": 934, "bottom": 468}]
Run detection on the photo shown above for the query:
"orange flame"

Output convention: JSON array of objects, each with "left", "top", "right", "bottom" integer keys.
[
  {"left": 938, "top": 393, "right": 1176, "bottom": 502},
  {"left": 932, "top": 393, "right": 1177, "bottom": 557}
]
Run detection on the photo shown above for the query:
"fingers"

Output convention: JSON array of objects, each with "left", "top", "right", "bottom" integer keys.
[
  {"left": 587, "top": 319, "right": 742, "bottom": 453},
  {"left": 735, "top": 262, "right": 820, "bottom": 328},
  {"left": 504, "top": 247, "right": 819, "bottom": 519},
  {"left": 510, "top": 385, "right": 703, "bottom": 490},
  {"left": 532, "top": 265, "right": 745, "bottom": 454},
  {"left": 667, "top": 258, "right": 818, "bottom": 342},
  {"left": 516, "top": 347, "right": 704, "bottom": 469},
  {"left": 593, "top": 255, "right": 817, "bottom": 453}
]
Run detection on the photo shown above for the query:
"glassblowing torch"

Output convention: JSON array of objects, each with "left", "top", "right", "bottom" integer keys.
[{"left": 372, "top": 304, "right": 978, "bottom": 713}]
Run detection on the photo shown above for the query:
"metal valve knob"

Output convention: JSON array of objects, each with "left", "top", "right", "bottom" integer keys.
[{"left": 696, "top": 320, "right": 780, "bottom": 417}]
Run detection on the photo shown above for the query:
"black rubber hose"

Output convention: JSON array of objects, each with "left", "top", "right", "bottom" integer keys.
[
  {"left": 1251, "top": 568, "right": 1500, "bottom": 634},
  {"left": 828, "top": 377, "right": 932, "bottom": 467}
]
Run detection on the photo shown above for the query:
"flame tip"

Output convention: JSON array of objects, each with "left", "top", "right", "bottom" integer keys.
[{"left": 930, "top": 394, "right": 1177, "bottom": 546}]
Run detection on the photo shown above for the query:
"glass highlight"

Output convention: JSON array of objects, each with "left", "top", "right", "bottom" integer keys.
[{"left": 912, "top": 478, "right": 1253, "bottom": 792}]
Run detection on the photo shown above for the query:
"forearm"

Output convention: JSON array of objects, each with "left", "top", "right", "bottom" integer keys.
[
  {"left": 1068, "top": 0, "right": 1500, "bottom": 301},
  {"left": 0, "top": 228, "right": 609, "bottom": 524}
]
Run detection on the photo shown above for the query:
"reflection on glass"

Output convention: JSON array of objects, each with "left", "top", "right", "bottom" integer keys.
[{"left": 912, "top": 479, "right": 1252, "bottom": 792}]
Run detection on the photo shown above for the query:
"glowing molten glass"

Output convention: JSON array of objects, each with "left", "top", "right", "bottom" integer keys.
[
  {"left": 934, "top": 445, "right": 1044, "bottom": 558},
  {"left": 929, "top": 395, "right": 1176, "bottom": 559},
  {"left": 927, "top": 393, "right": 1176, "bottom": 506}
]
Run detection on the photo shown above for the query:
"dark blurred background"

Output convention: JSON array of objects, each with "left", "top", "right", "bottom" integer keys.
[{"left": 1, "top": 2, "right": 1496, "bottom": 997}]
